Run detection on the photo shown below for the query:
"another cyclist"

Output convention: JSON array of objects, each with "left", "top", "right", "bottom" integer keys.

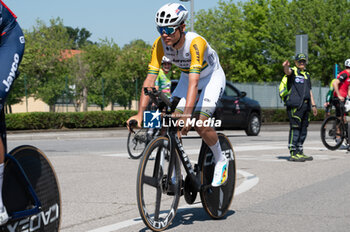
[
  {"left": 155, "top": 56, "right": 172, "bottom": 98},
  {"left": 0, "top": 0, "right": 25, "bottom": 224},
  {"left": 332, "top": 59, "right": 350, "bottom": 118},
  {"left": 324, "top": 78, "right": 336, "bottom": 117},
  {"left": 127, "top": 3, "right": 228, "bottom": 187},
  {"left": 147, "top": 56, "right": 173, "bottom": 140},
  {"left": 332, "top": 59, "right": 350, "bottom": 149}
]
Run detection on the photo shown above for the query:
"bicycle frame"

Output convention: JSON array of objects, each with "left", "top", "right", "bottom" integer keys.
[
  {"left": 5, "top": 153, "right": 42, "bottom": 220},
  {"left": 144, "top": 87, "right": 210, "bottom": 193}
]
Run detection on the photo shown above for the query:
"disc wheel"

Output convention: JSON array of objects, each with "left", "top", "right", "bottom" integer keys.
[
  {"left": 2, "top": 145, "right": 61, "bottom": 231},
  {"left": 199, "top": 133, "right": 236, "bottom": 219}
]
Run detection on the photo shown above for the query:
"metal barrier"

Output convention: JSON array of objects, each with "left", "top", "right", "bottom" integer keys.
[{"left": 233, "top": 81, "right": 329, "bottom": 108}]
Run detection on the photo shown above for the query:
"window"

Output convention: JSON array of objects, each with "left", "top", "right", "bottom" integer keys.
[{"left": 224, "top": 85, "right": 239, "bottom": 97}]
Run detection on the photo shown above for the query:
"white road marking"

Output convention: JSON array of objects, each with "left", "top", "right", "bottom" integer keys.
[
  {"left": 86, "top": 169, "right": 259, "bottom": 232},
  {"left": 103, "top": 144, "right": 343, "bottom": 161}
]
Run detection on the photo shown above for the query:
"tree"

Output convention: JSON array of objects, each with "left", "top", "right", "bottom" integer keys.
[
  {"left": 111, "top": 40, "right": 151, "bottom": 109},
  {"left": 195, "top": 0, "right": 350, "bottom": 84},
  {"left": 6, "top": 74, "right": 26, "bottom": 113},
  {"left": 20, "top": 18, "right": 73, "bottom": 112},
  {"left": 289, "top": 0, "right": 350, "bottom": 85},
  {"left": 81, "top": 39, "right": 120, "bottom": 110},
  {"left": 66, "top": 26, "right": 93, "bottom": 49}
]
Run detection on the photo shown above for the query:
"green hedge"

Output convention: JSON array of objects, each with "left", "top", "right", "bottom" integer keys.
[
  {"left": 4, "top": 108, "right": 326, "bottom": 130},
  {"left": 6, "top": 110, "right": 137, "bottom": 130}
]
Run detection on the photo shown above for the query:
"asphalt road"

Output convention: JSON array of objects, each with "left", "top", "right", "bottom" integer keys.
[{"left": 6, "top": 123, "right": 350, "bottom": 232}]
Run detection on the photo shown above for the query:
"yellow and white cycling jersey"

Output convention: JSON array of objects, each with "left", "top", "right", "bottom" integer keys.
[{"left": 148, "top": 32, "right": 220, "bottom": 78}]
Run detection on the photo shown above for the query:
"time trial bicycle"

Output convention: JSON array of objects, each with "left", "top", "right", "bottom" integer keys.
[
  {"left": 0, "top": 109, "right": 61, "bottom": 232},
  {"left": 133, "top": 88, "right": 236, "bottom": 231}
]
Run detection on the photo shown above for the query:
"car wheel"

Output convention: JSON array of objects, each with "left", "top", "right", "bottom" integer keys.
[{"left": 245, "top": 112, "right": 261, "bottom": 136}]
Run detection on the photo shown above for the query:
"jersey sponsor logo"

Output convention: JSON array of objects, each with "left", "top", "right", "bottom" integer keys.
[
  {"left": 3, "top": 53, "right": 19, "bottom": 92},
  {"left": 208, "top": 53, "right": 215, "bottom": 66},
  {"left": 172, "top": 58, "right": 191, "bottom": 68},
  {"left": 193, "top": 44, "right": 200, "bottom": 63},
  {"left": 295, "top": 75, "right": 305, "bottom": 83},
  {"left": 19, "top": 36, "right": 25, "bottom": 44}
]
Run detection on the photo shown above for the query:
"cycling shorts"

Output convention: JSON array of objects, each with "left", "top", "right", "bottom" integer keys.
[
  {"left": 172, "top": 65, "right": 225, "bottom": 118},
  {"left": 0, "top": 22, "right": 25, "bottom": 111}
]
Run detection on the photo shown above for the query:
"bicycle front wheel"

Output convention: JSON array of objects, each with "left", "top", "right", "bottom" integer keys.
[
  {"left": 320, "top": 116, "right": 344, "bottom": 150},
  {"left": 127, "top": 129, "right": 148, "bottom": 159},
  {"left": 199, "top": 133, "right": 236, "bottom": 219},
  {"left": 3, "top": 145, "right": 61, "bottom": 231},
  {"left": 136, "top": 137, "right": 181, "bottom": 231}
]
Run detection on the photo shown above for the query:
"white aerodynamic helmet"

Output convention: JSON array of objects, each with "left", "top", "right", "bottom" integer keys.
[
  {"left": 155, "top": 3, "right": 188, "bottom": 27},
  {"left": 162, "top": 56, "right": 171, "bottom": 64},
  {"left": 345, "top": 59, "right": 350, "bottom": 68}
]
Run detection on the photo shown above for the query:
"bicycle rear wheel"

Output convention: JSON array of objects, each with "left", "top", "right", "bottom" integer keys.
[
  {"left": 320, "top": 116, "right": 344, "bottom": 150},
  {"left": 199, "top": 133, "right": 236, "bottom": 219},
  {"left": 127, "top": 129, "right": 149, "bottom": 159},
  {"left": 2, "top": 145, "right": 61, "bottom": 231},
  {"left": 137, "top": 137, "right": 181, "bottom": 231}
]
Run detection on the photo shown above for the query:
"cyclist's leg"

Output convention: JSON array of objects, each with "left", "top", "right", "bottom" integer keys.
[
  {"left": 0, "top": 23, "right": 25, "bottom": 223},
  {"left": 193, "top": 66, "right": 226, "bottom": 186},
  {"left": 333, "top": 98, "right": 346, "bottom": 143}
]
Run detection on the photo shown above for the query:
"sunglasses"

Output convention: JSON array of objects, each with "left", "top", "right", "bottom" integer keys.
[
  {"left": 157, "top": 26, "right": 179, "bottom": 35},
  {"left": 298, "top": 60, "right": 306, "bottom": 64}
]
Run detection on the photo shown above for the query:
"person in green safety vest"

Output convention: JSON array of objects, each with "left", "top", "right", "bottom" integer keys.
[
  {"left": 282, "top": 53, "right": 318, "bottom": 162},
  {"left": 155, "top": 56, "right": 172, "bottom": 98}
]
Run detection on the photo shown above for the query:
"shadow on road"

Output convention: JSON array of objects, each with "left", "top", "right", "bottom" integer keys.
[{"left": 138, "top": 207, "right": 235, "bottom": 231}]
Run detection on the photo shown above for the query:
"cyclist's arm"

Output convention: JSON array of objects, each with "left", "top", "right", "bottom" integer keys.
[
  {"left": 127, "top": 37, "right": 163, "bottom": 128},
  {"left": 139, "top": 36, "right": 164, "bottom": 114}
]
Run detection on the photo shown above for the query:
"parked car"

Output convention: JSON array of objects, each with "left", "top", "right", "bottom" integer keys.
[{"left": 170, "top": 80, "right": 262, "bottom": 136}]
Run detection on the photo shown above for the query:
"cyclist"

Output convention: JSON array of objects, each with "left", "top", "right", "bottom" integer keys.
[
  {"left": 146, "top": 56, "right": 173, "bottom": 139},
  {"left": 0, "top": 0, "right": 25, "bottom": 224},
  {"left": 324, "top": 78, "right": 336, "bottom": 117},
  {"left": 332, "top": 59, "right": 350, "bottom": 149},
  {"left": 155, "top": 56, "right": 172, "bottom": 98},
  {"left": 332, "top": 59, "right": 350, "bottom": 118},
  {"left": 127, "top": 3, "right": 228, "bottom": 187}
]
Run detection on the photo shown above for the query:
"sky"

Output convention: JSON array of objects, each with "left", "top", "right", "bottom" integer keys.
[{"left": 4, "top": 0, "right": 239, "bottom": 48}]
